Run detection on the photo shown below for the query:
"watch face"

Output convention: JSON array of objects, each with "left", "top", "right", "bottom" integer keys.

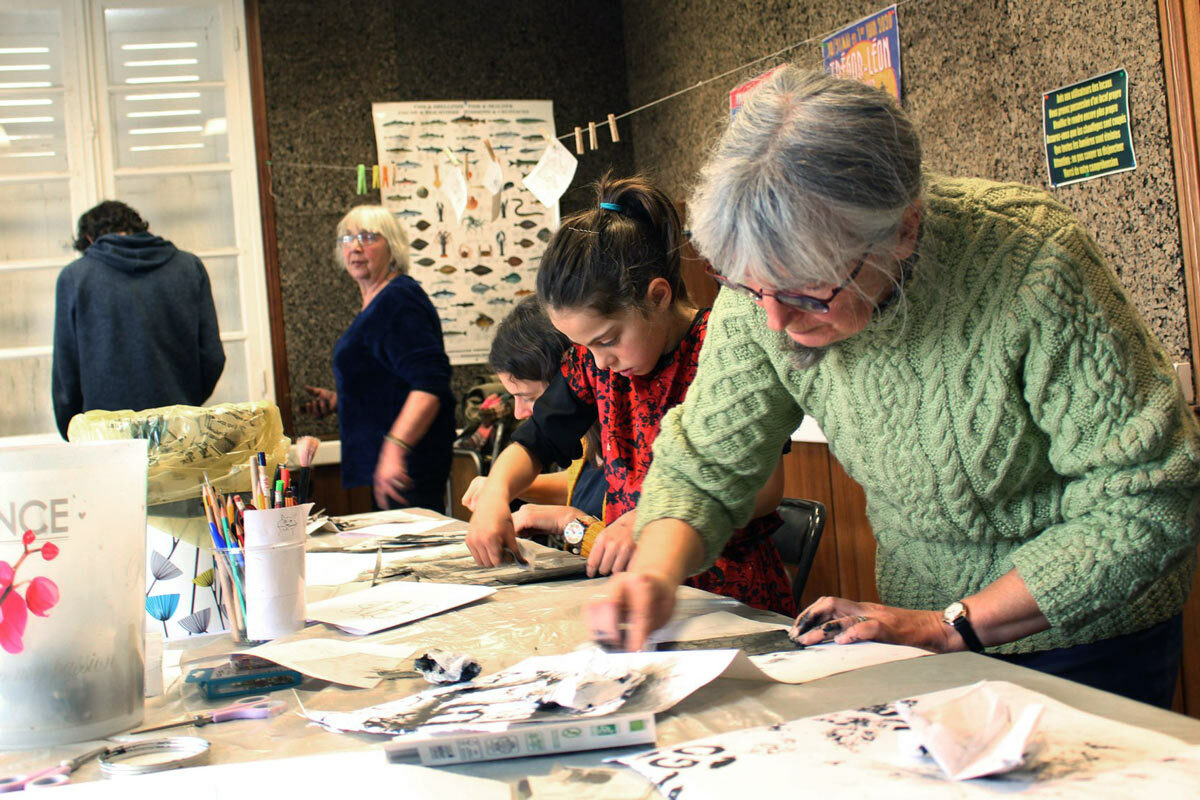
[
  {"left": 943, "top": 601, "right": 965, "bottom": 624},
  {"left": 564, "top": 520, "right": 586, "bottom": 545}
]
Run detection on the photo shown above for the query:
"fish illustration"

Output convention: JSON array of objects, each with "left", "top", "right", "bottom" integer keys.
[
  {"left": 432, "top": 278, "right": 453, "bottom": 285},
  {"left": 439, "top": 317, "right": 455, "bottom": 324},
  {"left": 515, "top": 118, "right": 547, "bottom": 124},
  {"left": 491, "top": 118, "right": 510, "bottom": 124},
  {"left": 395, "top": 160, "right": 420, "bottom": 168},
  {"left": 395, "top": 178, "right": 417, "bottom": 185},
  {"left": 385, "top": 193, "right": 410, "bottom": 201},
  {"left": 417, "top": 146, "right": 442, "bottom": 153},
  {"left": 515, "top": 238, "right": 535, "bottom": 247},
  {"left": 519, "top": 147, "right": 543, "bottom": 154},
  {"left": 444, "top": 330, "right": 467, "bottom": 336},
  {"left": 501, "top": 271, "right": 522, "bottom": 283},
  {"left": 467, "top": 265, "right": 493, "bottom": 276},
  {"left": 383, "top": 120, "right": 414, "bottom": 126},
  {"left": 460, "top": 135, "right": 481, "bottom": 141},
  {"left": 493, "top": 144, "right": 513, "bottom": 152},
  {"left": 438, "top": 265, "right": 457, "bottom": 274},
  {"left": 385, "top": 147, "right": 409, "bottom": 152},
  {"left": 415, "top": 257, "right": 436, "bottom": 266},
  {"left": 487, "top": 296, "right": 514, "bottom": 305},
  {"left": 418, "top": 133, "right": 442, "bottom": 139},
  {"left": 424, "top": 119, "right": 447, "bottom": 126},
  {"left": 492, "top": 131, "right": 520, "bottom": 138},
  {"left": 537, "top": 227, "right": 551, "bottom": 242},
  {"left": 432, "top": 289, "right": 456, "bottom": 299},
  {"left": 508, "top": 159, "right": 539, "bottom": 167},
  {"left": 415, "top": 219, "right": 431, "bottom": 231},
  {"left": 516, "top": 220, "right": 537, "bottom": 229},
  {"left": 471, "top": 282, "right": 493, "bottom": 294},
  {"left": 451, "top": 114, "right": 485, "bottom": 124},
  {"left": 410, "top": 238, "right": 429, "bottom": 250},
  {"left": 452, "top": 301, "right": 475, "bottom": 307},
  {"left": 395, "top": 209, "right": 422, "bottom": 217},
  {"left": 521, "top": 133, "right": 544, "bottom": 141},
  {"left": 506, "top": 256, "right": 523, "bottom": 267},
  {"left": 452, "top": 146, "right": 475, "bottom": 154},
  {"left": 515, "top": 289, "right": 534, "bottom": 297},
  {"left": 473, "top": 314, "right": 495, "bottom": 328}
]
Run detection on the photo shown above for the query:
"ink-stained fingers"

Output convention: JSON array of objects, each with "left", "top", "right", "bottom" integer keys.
[
  {"left": 585, "top": 600, "right": 621, "bottom": 649},
  {"left": 788, "top": 596, "right": 842, "bottom": 640}
]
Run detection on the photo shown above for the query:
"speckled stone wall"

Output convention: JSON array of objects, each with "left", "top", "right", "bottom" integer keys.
[
  {"left": 620, "top": 0, "right": 1190, "bottom": 363},
  {"left": 257, "top": 0, "right": 635, "bottom": 437}
]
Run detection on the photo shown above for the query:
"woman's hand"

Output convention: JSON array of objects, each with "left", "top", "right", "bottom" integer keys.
[
  {"left": 511, "top": 504, "right": 578, "bottom": 537},
  {"left": 788, "top": 596, "right": 960, "bottom": 653},
  {"left": 586, "top": 510, "right": 636, "bottom": 577},
  {"left": 373, "top": 438, "right": 411, "bottom": 508},
  {"left": 466, "top": 492, "right": 520, "bottom": 567},
  {"left": 461, "top": 476, "right": 487, "bottom": 512},
  {"left": 302, "top": 385, "right": 337, "bottom": 417},
  {"left": 585, "top": 569, "right": 677, "bottom": 651}
]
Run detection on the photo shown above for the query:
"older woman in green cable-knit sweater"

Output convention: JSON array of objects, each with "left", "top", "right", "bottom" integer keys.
[{"left": 591, "top": 66, "right": 1200, "bottom": 709}]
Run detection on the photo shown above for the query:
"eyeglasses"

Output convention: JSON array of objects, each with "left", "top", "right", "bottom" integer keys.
[
  {"left": 705, "top": 252, "right": 869, "bottom": 314},
  {"left": 340, "top": 231, "right": 382, "bottom": 247}
]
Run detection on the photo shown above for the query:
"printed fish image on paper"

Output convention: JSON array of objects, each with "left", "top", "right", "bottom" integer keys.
[
  {"left": 506, "top": 256, "right": 523, "bottom": 266},
  {"left": 473, "top": 314, "right": 495, "bottom": 329},
  {"left": 414, "top": 257, "right": 436, "bottom": 266},
  {"left": 537, "top": 227, "right": 551, "bottom": 242},
  {"left": 451, "top": 114, "right": 485, "bottom": 124},
  {"left": 501, "top": 272, "right": 522, "bottom": 283},
  {"left": 488, "top": 297, "right": 513, "bottom": 305},
  {"left": 438, "top": 265, "right": 457, "bottom": 274},
  {"left": 467, "top": 265, "right": 492, "bottom": 276},
  {"left": 395, "top": 160, "right": 420, "bottom": 169},
  {"left": 471, "top": 283, "right": 493, "bottom": 294},
  {"left": 515, "top": 118, "right": 547, "bottom": 124},
  {"left": 410, "top": 238, "right": 428, "bottom": 250},
  {"left": 395, "top": 209, "right": 422, "bottom": 218},
  {"left": 415, "top": 220, "right": 431, "bottom": 231},
  {"left": 509, "top": 159, "right": 538, "bottom": 167},
  {"left": 432, "top": 289, "right": 456, "bottom": 299},
  {"left": 516, "top": 220, "right": 537, "bottom": 229},
  {"left": 515, "top": 238, "right": 535, "bottom": 248}
]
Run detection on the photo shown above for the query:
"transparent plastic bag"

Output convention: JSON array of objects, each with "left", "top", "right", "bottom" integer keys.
[{"left": 67, "top": 402, "right": 291, "bottom": 546}]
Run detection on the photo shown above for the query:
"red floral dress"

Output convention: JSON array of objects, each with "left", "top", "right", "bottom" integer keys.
[{"left": 515, "top": 309, "right": 795, "bottom": 617}]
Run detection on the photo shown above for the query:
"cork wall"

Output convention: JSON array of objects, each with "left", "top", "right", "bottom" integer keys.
[
  {"left": 620, "top": 0, "right": 1190, "bottom": 362},
  {"left": 255, "top": 0, "right": 635, "bottom": 437}
]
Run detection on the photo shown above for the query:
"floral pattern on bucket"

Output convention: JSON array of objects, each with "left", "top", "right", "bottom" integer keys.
[{"left": 0, "top": 529, "right": 61, "bottom": 654}]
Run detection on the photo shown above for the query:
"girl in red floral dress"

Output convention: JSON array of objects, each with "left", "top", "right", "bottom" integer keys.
[{"left": 467, "top": 175, "right": 794, "bottom": 617}]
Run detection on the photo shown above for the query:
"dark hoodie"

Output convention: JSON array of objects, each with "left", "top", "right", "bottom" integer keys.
[{"left": 52, "top": 232, "right": 225, "bottom": 438}]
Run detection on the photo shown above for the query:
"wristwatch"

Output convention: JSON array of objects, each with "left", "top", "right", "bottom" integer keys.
[
  {"left": 942, "top": 601, "right": 985, "bottom": 652},
  {"left": 562, "top": 516, "right": 602, "bottom": 556},
  {"left": 563, "top": 518, "right": 588, "bottom": 552}
]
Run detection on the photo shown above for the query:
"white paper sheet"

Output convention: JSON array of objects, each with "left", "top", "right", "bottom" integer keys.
[
  {"left": 247, "top": 637, "right": 417, "bottom": 689},
  {"left": 649, "top": 611, "right": 788, "bottom": 645},
  {"left": 730, "top": 640, "right": 934, "bottom": 684},
  {"left": 340, "top": 518, "right": 455, "bottom": 538},
  {"left": 306, "top": 580, "right": 495, "bottom": 635},
  {"left": 613, "top": 680, "right": 1198, "bottom": 799},
  {"left": 522, "top": 136, "right": 577, "bottom": 208},
  {"left": 48, "top": 748, "right": 510, "bottom": 799},
  {"left": 306, "top": 646, "right": 742, "bottom": 736}
]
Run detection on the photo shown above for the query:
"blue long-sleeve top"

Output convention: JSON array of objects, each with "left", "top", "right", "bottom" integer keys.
[{"left": 333, "top": 275, "right": 455, "bottom": 496}]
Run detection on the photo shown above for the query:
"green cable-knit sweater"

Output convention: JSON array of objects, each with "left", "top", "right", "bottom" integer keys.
[{"left": 637, "top": 175, "right": 1200, "bottom": 655}]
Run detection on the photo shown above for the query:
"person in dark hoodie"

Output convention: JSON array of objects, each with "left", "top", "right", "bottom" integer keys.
[{"left": 51, "top": 200, "right": 225, "bottom": 438}]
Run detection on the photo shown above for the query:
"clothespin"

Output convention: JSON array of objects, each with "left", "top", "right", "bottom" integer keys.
[
  {"left": 607, "top": 113, "right": 620, "bottom": 143},
  {"left": 483, "top": 137, "right": 497, "bottom": 164},
  {"left": 356, "top": 164, "right": 366, "bottom": 195},
  {"left": 371, "top": 164, "right": 380, "bottom": 189},
  {"left": 442, "top": 147, "right": 461, "bottom": 166},
  {"left": 381, "top": 165, "right": 389, "bottom": 187},
  {"left": 588, "top": 121, "right": 598, "bottom": 151},
  {"left": 574, "top": 126, "right": 584, "bottom": 156}
]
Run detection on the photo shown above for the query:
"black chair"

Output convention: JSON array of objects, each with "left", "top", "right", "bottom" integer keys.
[{"left": 772, "top": 498, "right": 827, "bottom": 608}]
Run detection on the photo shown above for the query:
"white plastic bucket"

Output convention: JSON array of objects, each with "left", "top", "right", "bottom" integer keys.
[{"left": 0, "top": 440, "right": 148, "bottom": 748}]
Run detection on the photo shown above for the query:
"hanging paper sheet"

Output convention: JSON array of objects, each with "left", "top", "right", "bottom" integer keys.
[{"left": 371, "top": 100, "right": 559, "bottom": 364}]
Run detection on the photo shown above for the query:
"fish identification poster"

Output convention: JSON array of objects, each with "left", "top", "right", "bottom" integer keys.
[{"left": 372, "top": 100, "right": 557, "bottom": 364}]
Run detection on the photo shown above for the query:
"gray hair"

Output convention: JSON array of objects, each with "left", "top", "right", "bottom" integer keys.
[
  {"left": 334, "top": 205, "right": 410, "bottom": 275},
  {"left": 688, "top": 65, "right": 922, "bottom": 290}
]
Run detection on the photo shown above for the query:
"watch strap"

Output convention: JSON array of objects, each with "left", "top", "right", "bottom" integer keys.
[{"left": 949, "top": 614, "right": 985, "bottom": 652}]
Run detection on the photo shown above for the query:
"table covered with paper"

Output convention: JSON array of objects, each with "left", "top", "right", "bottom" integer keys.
[{"left": 7, "top": 507, "right": 1200, "bottom": 798}]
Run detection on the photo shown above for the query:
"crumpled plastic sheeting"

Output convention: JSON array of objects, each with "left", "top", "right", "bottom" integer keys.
[
  {"left": 415, "top": 649, "right": 482, "bottom": 684},
  {"left": 68, "top": 401, "right": 290, "bottom": 506}
]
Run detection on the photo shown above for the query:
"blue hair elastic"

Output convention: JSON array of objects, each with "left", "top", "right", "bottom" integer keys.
[{"left": 599, "top": 202, "right": 623, "bottom": 212}]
